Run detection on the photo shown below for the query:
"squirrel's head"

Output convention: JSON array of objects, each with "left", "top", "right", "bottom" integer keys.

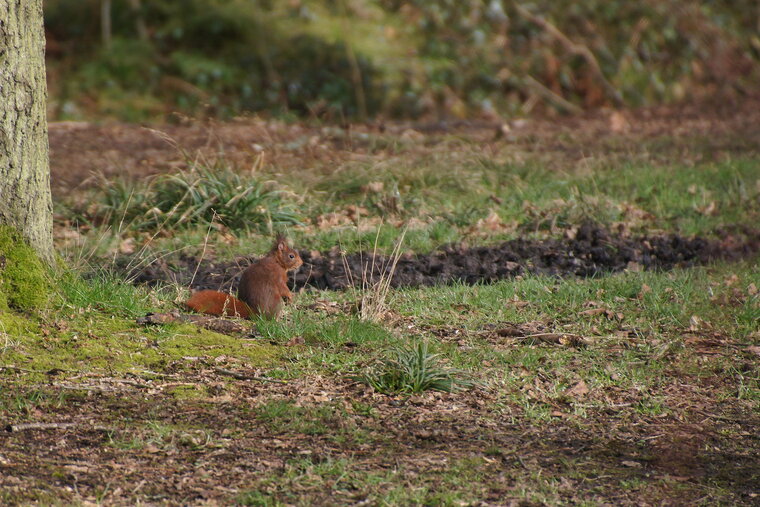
[{"left": 272, "top": 235, "right": 303, "bottom": 270}]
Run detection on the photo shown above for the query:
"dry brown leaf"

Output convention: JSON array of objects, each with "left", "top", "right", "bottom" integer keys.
[
  {"left": 315, "top": 212, "right": 348, "bottom": 229},
  {"left": 506, "top": 297, "right": 530, "bottom": 309},
  {"left": 566, "top": 380, "right": 589, "bottom": 398},
  {"left": 473, "top": 210, "right": 517, "bottom": 233},
  {"left": 609, "top": 111, "right": 629, "bottom": 133},
  {"left": 307, "top": 300, "right": 342, "bottom": 315},
  {"left": 119, "top": 237, "right": 136, "bottom": 254},
  {"left": 579, "top": 308, "right": 607, "bottom": 317},
  {"left": 724, "top": 274, "right": 740, "bottom": 287},
  {"left": 558, "top": 334, "right": 588, "bottom": 346},
  {"left": 362, "top": 181, "right": 384, "bottom": 194},
  {"left": 496, "top": 326, "right": 523, "bottom": 337},
  {"left": 400, "top": 129, "right": 424, "bottom": 141},
  {"left": 697, "top": 201, "right": 718, "bottom": 216},
  {"left": 285, "top": 336, "right": 305, "bottom": 347}
]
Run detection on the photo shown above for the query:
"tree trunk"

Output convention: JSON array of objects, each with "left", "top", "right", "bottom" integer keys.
[
  {"left": 101, "top": 0, "right": 112, "bottom": 48},
  {"left": 0, "top": 0, "right": 54, "bottom": 264}
]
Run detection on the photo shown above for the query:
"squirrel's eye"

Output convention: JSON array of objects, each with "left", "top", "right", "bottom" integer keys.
[{"left": 289, "top": 254, "right": 295, "bottom": 259}]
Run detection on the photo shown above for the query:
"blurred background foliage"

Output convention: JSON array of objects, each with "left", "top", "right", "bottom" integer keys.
[{"left": 44, "top": 0, "right": 760, "bottom": 121}]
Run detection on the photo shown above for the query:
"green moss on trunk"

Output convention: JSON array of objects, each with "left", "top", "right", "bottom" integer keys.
[{"left": 0, "top": 225, "right": 49, "bottom": 311}]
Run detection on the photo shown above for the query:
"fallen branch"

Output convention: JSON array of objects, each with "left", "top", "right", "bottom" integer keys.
[
  {"left": 514, "top": 3, "right": 623, "bottom": 106},
  {"left": 137, "top": 311, "right": 253, "bottom": 336},
  {"left": 6, "top": 422, "right": 112, "bottom": 433},
  {"left": 213, "top": 366, "right": 288, "bottom": 384},
  {"left": 49, "top": 383, "right": 121, "bottom": 392},
  {"left": 97, "top": 378, "right": 151, "bottom": 388},
  {"left": 0, "top": 365, "right": 67, "bottom": 375},
  {"left": 5, "top": 422, "right": 76, "bottom": 432},
  {"left": 522, "top": 333, "right": 588, "bottom": 346}
]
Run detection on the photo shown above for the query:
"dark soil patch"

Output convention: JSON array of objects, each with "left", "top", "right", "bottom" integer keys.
[{"left": 131, "top": 224, "right": 760, "bottom": 292}]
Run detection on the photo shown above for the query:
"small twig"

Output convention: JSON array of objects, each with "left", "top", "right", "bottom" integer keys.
[
  {"left": 137, "top": 311, "right": 252, "bottom": 336},
  {"left": 509, "top": 332, "right": 589, "bottom": 347},
  {"left": 6, "top": 422, "right": 112, "bottom": 433},
  {"left": 49, "top": 383, "right": 121, "bottom": 392},
  {"left": 6, "top": 422, "right": 76, "bottom": 432},
  {"left": 213, "top": 367, "right": 287, "bottom": 384},
  {"left": 0, "top": 365, "right": 67, "bottom": 375},
  {"left": 97, "top": 378, "right": 151, "bottom": 388},
  {"left": 157, "top": 382, "right": 201, "bottom": 390}
]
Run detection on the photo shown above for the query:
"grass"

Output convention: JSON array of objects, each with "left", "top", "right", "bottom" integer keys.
[
  {"left": 56, "top": 139, "right": 760, "bottom": 259},
  {"left": 75, "top": 160, "right": 301, "bottom": 235},
  {"left": 4, "top": 122, "right": 760, "bottom": 505},
  {"left": 2, "top": 256, "right": 757, "bottom": 504},
  {"left": 357, "top": 341, "right": 475, "bottom": 394}
]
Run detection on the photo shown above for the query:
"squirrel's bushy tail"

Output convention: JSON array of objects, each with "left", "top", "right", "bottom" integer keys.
[{"left": 185, "top": 290, "right": 253, "bottom": 318}]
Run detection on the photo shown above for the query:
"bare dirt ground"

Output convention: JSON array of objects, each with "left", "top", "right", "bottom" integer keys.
[
  {"left": 3, "top": 365, "right": 759, "bottom": 505},
  {"left": 48, "top": 95, "right": 760, "bottom": 198}
]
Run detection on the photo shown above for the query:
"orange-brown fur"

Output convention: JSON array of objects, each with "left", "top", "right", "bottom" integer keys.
[
  {"left": 184, "top": 236, "right": 302, "bottom": 320},
  {"left": 185, "top": 290, "right": 253, "bottom": 318},
  {"left": 237, "top": 235, "right": 303, "bottom": 319}
]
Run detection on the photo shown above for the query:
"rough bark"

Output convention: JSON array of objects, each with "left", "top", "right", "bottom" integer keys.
[{"left": 0, "top": 0, "right": 54, "bottom": 264}]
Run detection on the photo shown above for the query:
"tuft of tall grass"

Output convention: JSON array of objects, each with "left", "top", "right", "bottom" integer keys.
[
  {"left": 56, "top": 269, "right": 155, "bottom": 319},
  {"left": 88, "top": 162, "right": 301, "bottom": 234},
  {"left": 356, "top": 341, "right": 475, "bottom": 394},
  {"left": 345, "top": 226, "right": 407, "bottom": 322}
]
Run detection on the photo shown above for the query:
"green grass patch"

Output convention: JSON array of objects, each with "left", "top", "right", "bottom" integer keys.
[
  {"left": 61, "top": 152, "right": 759, "bottom": 259},
  {"left": 357, "top": 341, "right": 475, "bottom": 394}
]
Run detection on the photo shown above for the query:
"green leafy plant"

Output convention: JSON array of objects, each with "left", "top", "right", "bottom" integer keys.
[{"left": 357, "top": 341, "right": 475, "bottom": 394}]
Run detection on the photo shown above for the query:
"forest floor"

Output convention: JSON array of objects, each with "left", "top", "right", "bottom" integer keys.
[{"left": 1, "top": 98, "right": 759, "bottom": 505}]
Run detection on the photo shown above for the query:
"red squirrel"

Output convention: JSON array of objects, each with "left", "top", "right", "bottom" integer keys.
[{"left": 185, "top": 235, "right": 303, "bottom": 320}]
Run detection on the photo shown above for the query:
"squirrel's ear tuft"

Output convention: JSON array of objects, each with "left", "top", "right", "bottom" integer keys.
[{"left": 275, "top": 234, "right": 286, "bottom": 251}]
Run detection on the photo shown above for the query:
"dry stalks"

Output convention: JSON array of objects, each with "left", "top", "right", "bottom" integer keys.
[{"left": 341, "top": 225, "right": 408, "bottom": 322}]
